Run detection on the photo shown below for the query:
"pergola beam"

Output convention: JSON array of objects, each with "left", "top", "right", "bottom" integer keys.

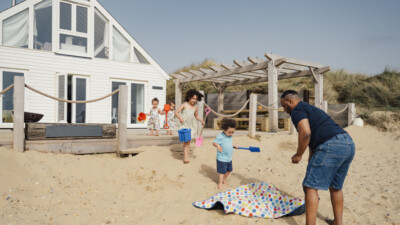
[
  {"left": 215, "top": 66, "right": 330, "bottom": 87},
  {"left": 265, "top": 52, "right": 324, "bottom": 68},
  {"left": 179, "top": 61, "right": 270, "bottom": 83}
]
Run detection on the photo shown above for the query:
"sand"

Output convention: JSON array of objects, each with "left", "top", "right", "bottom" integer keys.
[{"left": 0, "top": 125, "right": 399, "bottom": 225}]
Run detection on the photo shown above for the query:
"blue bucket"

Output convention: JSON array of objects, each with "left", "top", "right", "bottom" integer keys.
[{"left": 178, "top": 128, "right": 191, "bottom": 142}]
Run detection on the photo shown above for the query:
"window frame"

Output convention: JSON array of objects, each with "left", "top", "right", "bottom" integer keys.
[
  {"left": 56, "top": 0, "right": 93, "bottom": 58},
  {"left": 0, "top": 68, "right": 28, "bottom": 128},
  {"left": 110, "top": 78, "right": 148, "bottom": 128}
]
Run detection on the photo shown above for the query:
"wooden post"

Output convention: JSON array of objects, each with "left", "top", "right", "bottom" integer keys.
[
  {"left": 175, "top": 79, "right": 182, "bottom": 109},
  {"left": 197, "top": 90, "right": 204, "bottom": 137},
  {"left": 248, "top": 93, "right": 257, "bottom": 138},
  {"left": 13, "top": 76, "right": 25, "bottom": 152},
  {"left": 322, "top": 100, "right": 328, "bottom": 113},
  {"left": 268, "top": 60, "right": 278, "bottom": 132},
  {"left": 314, "top": 73, "right": 324, "bottom": 109},
  {"left": 217, "top": 86, "right": 225, "bottom": 113},
  {"left": 348, "top": 103, "right": 356, "bottom": 126},
  {"left": 117, "top": 85, "right": 128, "bottom": 156}
]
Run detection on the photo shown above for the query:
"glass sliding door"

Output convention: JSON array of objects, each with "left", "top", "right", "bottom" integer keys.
[
  {"left": 64, "top": 75, "right": 88, "bottom": 123},
  {"left": 73, "top": 77, "right": 87, "bottom": 123},
  {"left": 111, "top": 81, "right": 125, "bottom": 124},
  {"left": 111, "top": 80, "right": 146, "bottom": 127},
  {"left": 1, "top": 71, "right": 24, "bottom": 123},
  {"left": 131, "top": 83, "right": 144, "bottom": 124}
]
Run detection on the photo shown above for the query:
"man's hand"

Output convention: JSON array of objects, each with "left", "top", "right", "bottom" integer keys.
[
  {"left": 291, "top": 154, "right": 302, "bottom": 164},
  {"left": 233, "top": 145, "right": 238, "bottom": 149},
  {"left": 217, "top": 145, "right": 223, "bottom": 152}
]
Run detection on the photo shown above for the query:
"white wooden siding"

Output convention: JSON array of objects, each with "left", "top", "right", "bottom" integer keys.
[{"left": 0, "top": 46, "right": 167, "bottom": 128}]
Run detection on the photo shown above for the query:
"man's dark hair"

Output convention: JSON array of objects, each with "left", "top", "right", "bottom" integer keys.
[
  {"left": 221, "top": 118, "right": 237, "bottom": 130},
  {"left": 169, "top": 100, "right": 175, "bottom": 105},
  {"left": 185, "top": 89, "right": 204, "bottom": 102},
  {"left": 152, "top": 97, "right": 159, "bottom": 103},
  {"left": 281, "top": 90, "right": 299, "bottom": 99}
]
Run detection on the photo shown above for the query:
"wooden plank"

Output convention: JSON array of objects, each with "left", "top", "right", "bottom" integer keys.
[
  {"left": 197, "top": 90, "right": 204, "bottom": 137},
  {"left": 175, "top": 79, "right": 183, "bottom": 109},
  {"left": 314, "top": 73, "right": 324, "bottom": 109},
  {"left": 309, "top": 66, "right": 318, "bottom": 83},
  {"left": 248, "top": 93, "right": 257, "bottom": 138},
  {"left": 179, "top": 61, "right": 270, "bottom": 83},
  {"left": 268, "top": 60, "right": 279, "bottom": 132},
  {"left": 215, "top": 66, "right": 330, "bottom": 87},
  {"left": 348, "top": 103, "right": 356, "bottom": 126},
  {"left": 25, "top": 139, "right": 117, "bottom": 154},
  {"left": 264, "top": 53, "right": 324, "bottom": 68},
  {"left": 25, "top": 123, "right": 116, "bottom": 140},
  {"left": 218, "top": 87, "right": 225, "bottom": 113},
  {"left": 13, "top": 76, "right": 24, "bottom": 152},
  {"left": 117, "top": 85, "right": 128, "bottom": 155}
]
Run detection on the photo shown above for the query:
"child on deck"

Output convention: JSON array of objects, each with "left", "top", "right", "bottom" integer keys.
[
  {"left": 164, "top": 100, "right": 176, "bottom": 135},
  {"left": 147, "top": 97, "right": 165, "bottom": 136},
  {"left": 212, "top": 118, "right": 238, "bottom": 189},
  {"left": 175, "top": 89, "right": 205, "bottom": 164}
]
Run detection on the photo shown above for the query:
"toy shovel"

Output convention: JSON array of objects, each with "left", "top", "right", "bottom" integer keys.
[
  {"left": 237, "top": 146, "right": 260, "bottom": 152},
  {"left": 195, "top": 107, "right": 212, "bottom": 147}
]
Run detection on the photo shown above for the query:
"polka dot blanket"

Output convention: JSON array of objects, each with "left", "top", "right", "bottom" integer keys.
[{"left": 193, "top": 182, "right": 305, "bottom": 218}]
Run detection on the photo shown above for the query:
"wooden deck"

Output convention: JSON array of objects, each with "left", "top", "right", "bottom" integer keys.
[{"left": 0, "top": 129, "right": 271, "bottom": 154}]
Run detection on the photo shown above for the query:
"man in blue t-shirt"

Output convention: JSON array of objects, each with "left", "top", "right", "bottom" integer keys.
[{"left": 280, "top": 90, "right": 355, "bottom": 225}]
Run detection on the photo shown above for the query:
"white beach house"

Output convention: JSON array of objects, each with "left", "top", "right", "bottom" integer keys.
[{"left": 0, "top": 0, "right": 169, "bottom": 128}]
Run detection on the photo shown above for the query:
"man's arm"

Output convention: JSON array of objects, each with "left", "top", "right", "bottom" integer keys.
[{"left": 292, "top": 118, "right": 311, "bottom": 163}]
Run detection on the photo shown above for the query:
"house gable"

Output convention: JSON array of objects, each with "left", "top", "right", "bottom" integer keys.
[{"left": 0, "top": 0, "right": 169, "bottom": 80}]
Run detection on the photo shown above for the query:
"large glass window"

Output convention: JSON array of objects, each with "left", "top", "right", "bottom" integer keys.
[
  {"left": 1, "top": 71, "right": 24, "bottom": 123},
  {"left": 111, "top": 81, "right": 125, "bottom": 124},
  {"left": 134, "top": 48, "right": 150, "bottom": 64},
  {"left": 94, "top": 8, "right": 109, "bottom": 58},
  {"left": 76, "top": 6, "right": 87, "bottom": 33},
  {"left": 113, "top": 27, "right": 130, "bottom": 62},
  {"left": 59, "top": 34, "right": 87, "bottom": 53},
  {"left": 59, "top": 2, "right": 71, "bottom": 30},
  {"left": 75, "top": 78, "right": 86, "bottom": 123},
  {"left": 131, "top": 83, "right": 145, "bottom": 124},
  {"left": 58, "top": 1, "right": 88, "bottom": 55},
  {"left": 34, "top": 0, "right": 52, "bottom": 51},
  {"left": 2, "top": 9, "right": 29, "bottom": 48}
]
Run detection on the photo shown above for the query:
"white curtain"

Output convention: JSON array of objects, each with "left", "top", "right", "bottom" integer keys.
[
  {"left": 2, "top": 9, "right": 29, "bottom": 47},
  {"left": 113, "top": 27, "right": 130, "bottom": 62},
  {"left": 94, "top": 8, "right": 109, "bottom": 58}
]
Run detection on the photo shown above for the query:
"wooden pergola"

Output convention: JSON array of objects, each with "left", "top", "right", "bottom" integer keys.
[{"left": 170, "top": 52, "right": 330, "bottom": 133}]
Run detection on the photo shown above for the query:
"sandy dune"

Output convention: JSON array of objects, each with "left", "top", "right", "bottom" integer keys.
[{"left": 0, "top": 125, "right": 399, "bottom": 225}]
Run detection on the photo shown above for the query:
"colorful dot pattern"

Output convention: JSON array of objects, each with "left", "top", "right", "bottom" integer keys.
[{"left": 193, "top": 182, "right": 304, "bottom": 219}]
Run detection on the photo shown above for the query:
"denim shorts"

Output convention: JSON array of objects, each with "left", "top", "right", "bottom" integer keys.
[
  {"left": 303, "top": 133, "right": 355, "bottom": 190},
  {"left": 217, "top": 160, "right": 233, "bottom": 174}
]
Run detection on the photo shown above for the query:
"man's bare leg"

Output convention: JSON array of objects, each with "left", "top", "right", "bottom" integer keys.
[
  {"left": 329, "top": 187, "right": 343, "bottom": 225},
  {"left": 304, "top": 187, "right": 319, "bottom": 225}
]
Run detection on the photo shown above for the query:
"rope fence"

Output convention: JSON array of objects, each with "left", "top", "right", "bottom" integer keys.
[
  {"left": 204, "top": 99, "right": 250, "bottom": 117},
  {"left": 25, "top": 84, "right": 119, "bottom": 104},
  {"left": 0, "top": 84, "right": 15, "bottom": 95},
  {"left": 327, "top": 105, "right": 349, "bottom": 114}
]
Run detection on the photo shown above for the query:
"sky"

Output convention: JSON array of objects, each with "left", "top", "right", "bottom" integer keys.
[{"left": 1, "top": 0, "right": 400, "bottom": 75}]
